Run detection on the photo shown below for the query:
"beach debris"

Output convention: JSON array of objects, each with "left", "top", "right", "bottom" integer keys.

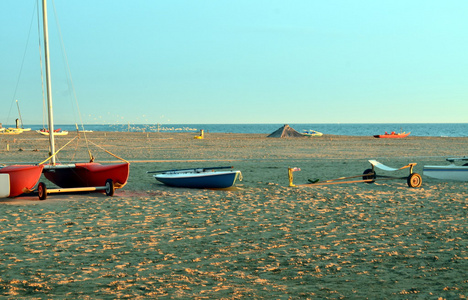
[
  {"left": 194, "top": 129, "right": 204, "bottom": 139},
  {"left": 288, "top": 167, "right": 301, "bottom": 187}
]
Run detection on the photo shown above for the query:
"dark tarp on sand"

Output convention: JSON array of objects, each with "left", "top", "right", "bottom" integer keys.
[{"left": 267, "top": 124, "right": 304, "bottom": 138}]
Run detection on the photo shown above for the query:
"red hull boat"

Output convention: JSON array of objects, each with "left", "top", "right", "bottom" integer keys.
[
  {"left": 32, "top": 0, "right": 129, "bottom": 198},
  {"left": 0, "top": 165, "right": 44, "bottom": 197},
  {"left": 374, "top": 132, "right": 410, "bottom": 138},
  {"left": 43, "top": 162, "right": 129, "bottom": 189}
]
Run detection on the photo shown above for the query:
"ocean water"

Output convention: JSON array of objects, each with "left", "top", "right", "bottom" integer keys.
[{"left": 5, "top": 123, "right": 468, "bottom": 137}]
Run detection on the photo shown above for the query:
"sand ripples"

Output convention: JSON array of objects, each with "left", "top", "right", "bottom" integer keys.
[{"left": 1, "top": 182, "right": 467, "bottom": 298}]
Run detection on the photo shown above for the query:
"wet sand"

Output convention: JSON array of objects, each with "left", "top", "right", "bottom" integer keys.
[{"left": 1, "top": 131, "right": 467, "bottom": 298}]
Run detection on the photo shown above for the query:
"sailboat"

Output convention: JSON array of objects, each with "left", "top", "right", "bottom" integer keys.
[
  {"left": 1, "top": 102, "right": 32, "bottom": 135},
  {"left": 36, "top": 127, "right": 69, "bottom": 136},
  {"left": 38, "top": 0, "right": 129, "bottom": 198},
  {"left": 1, "top": 128, "right": 22, "bottom": 135},
  {"left": 1, "top": 119, "right": 29, "bottom": 135},
  {"left": 11, "top": 101, "right": 32, "bottom": 133}
]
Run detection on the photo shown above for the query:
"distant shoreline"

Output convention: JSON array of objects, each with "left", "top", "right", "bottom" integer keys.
[{"left": 1, "top": 123, "right": 467, "bottom": 137}]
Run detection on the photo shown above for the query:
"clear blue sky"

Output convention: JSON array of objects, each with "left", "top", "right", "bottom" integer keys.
[{"left": 1, "top": 0, "right": 467, "bottom": 125}]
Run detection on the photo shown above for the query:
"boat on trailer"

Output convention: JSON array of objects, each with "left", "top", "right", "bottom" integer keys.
[
  {"left": 423, "top": 157, "right": 468, "bottom": 181},
  {"left": 289, "top": 160, "right": 422, "bottom": 188},
  {"left": 34, "top": 0, "right": 129, "bottom": 199},
  {"left": 149, "top": 166, "right": 242, "bottom": 189},
  {"left": 43, "top": 163, "right": 129, "bottom": 189},
  {"left": 0, "top": 165, "right": 44, "bottom": 198}
]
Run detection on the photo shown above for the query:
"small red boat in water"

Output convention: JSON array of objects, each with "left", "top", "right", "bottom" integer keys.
[
  {"left": 374, "top": 132, "right": 411, "bottom": 138},
  {"left": 0, "top": 165, "right": 44, "bottom": 197}
]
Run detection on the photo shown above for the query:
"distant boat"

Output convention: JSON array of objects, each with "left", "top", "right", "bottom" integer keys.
[
  {"left": 423, "top": 157, "right": 468, "bottom": 181},
  {"left": 75, "top": 123, "right": 93, "bottom": 133},
  {"left": 302, "top": 129, "right": 323, "bottom": 137},
  {"left": 149, "top": 166, "right": 242, "bottom": 189},
  {"left": 16, "top": 128, "right": 31, "bottom": 132},
  {"left": 13, "top": 101, "right": 32, "bottom": 132},
  {"left": 0, "top": 165, "right": 44, "bottom": 197},
  {"left": 37, "top": 128, "right": 69, "bottom": 136},
  {"left": 1, "top": 104, "right": 32, "bottom": 135},
  {"left": 374, "top": 131, "right": 410, "bottom": 138},
  {"left": 1, "top": 128, "right": 22, "bottom": 135}
]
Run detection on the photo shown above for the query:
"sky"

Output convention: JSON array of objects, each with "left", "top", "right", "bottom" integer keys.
[{"left": 1, "top": 0, "right": 467, "bottom": 125}]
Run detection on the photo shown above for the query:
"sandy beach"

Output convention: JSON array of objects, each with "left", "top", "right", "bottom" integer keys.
[{"left": 0, "top": 131, "right": 467, "bottom": 299}]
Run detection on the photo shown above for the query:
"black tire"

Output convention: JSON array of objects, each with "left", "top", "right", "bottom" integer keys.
[
  {"left": 407, "top": 173, "right": 422, "bottom": 188},
  {"left": 362, "top": 169, "right": 376, "bottom": 183},
  {"left": 105, "top": 179, "right": 115, "bottom": 196},
  {"left": 38, "top": 182, "right": 47, "bottom": 200}
]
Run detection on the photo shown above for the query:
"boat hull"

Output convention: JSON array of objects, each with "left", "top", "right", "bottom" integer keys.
[
  {"left": 1, "top": 129, "right": 22, "bottom": 135},
  {"left": 423, "top": 165, "right": 468, "bottom": 181},
  {"left": 36, "top": 130, "right": 69, "bottom": 136},
  {"left": 0, "top": 165, "right": 44, "bottom": 197},
  {"left": 374, "top": 132, "right": 410, "bottom": 138},
  {"left": 154, "top": 170, "right": 241, "bottom": 188},
  {"left": 302, "top": 130, "right": 323, "bottom": 137},
  {"left": 43, "top": 162, "right": 129, "bottom": 188}
]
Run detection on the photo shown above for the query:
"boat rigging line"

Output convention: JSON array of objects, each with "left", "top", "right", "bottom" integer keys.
[{"left": 37, "top": 0, "right": 96, "bottom": 160}]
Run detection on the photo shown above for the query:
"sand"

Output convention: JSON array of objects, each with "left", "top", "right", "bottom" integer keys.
[{"left": 0, "top": 131, "right": 467, "bottom": 299}]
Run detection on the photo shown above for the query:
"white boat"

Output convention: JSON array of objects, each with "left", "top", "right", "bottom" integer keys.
[
  {"left": 36, "top": 128, "right": 69, "bottom": 136},
  {"left": 302, "top": 129, "right": 323, "bottom": 137},
  {"left": 148, "top": 166, "right": 242, "bottom": 189},
  {"left": 423, "top": 157, "right": 468, "bottom": 181},
  {"left": 75, "top": 123, "right": 93, "bottom": 133}
]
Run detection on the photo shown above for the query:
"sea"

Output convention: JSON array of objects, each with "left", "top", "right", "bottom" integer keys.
[{"left": 4, "top": 123, "right": 468, "bottom": 137}]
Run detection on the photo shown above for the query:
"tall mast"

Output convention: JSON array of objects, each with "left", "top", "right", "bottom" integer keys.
[{"left": 41, "top": 0, "right": 56, "bottom": 165}]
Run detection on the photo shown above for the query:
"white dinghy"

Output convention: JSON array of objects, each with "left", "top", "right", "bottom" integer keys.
[{"left": 423, "top": 157, "right": 468, "bottom": 181}]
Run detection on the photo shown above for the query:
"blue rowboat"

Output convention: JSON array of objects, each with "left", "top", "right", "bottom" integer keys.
[{"left": 150, "top": 167, "right": 242, "bottom": 188}]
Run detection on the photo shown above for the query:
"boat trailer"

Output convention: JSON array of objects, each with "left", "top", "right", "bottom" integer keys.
[
  {"left": 36, "top": 179, "right": 116, "bottom": 200},
  {"left": 289, "top": 160, "right": 422, "bottom": 188}
]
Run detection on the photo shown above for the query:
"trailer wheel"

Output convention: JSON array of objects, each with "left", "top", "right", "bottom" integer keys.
[
  {"left": 407, "top": 173, "right": 422, "bottom": 188},
  {"left": 105, "top": 179, "right": 115, "bottom": 196},
  {"left": 362, "top": 169, "right": 376, "bottom": 183},
  {"left": 38, "top": 182, "right": 47, "bottom": 200}
]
